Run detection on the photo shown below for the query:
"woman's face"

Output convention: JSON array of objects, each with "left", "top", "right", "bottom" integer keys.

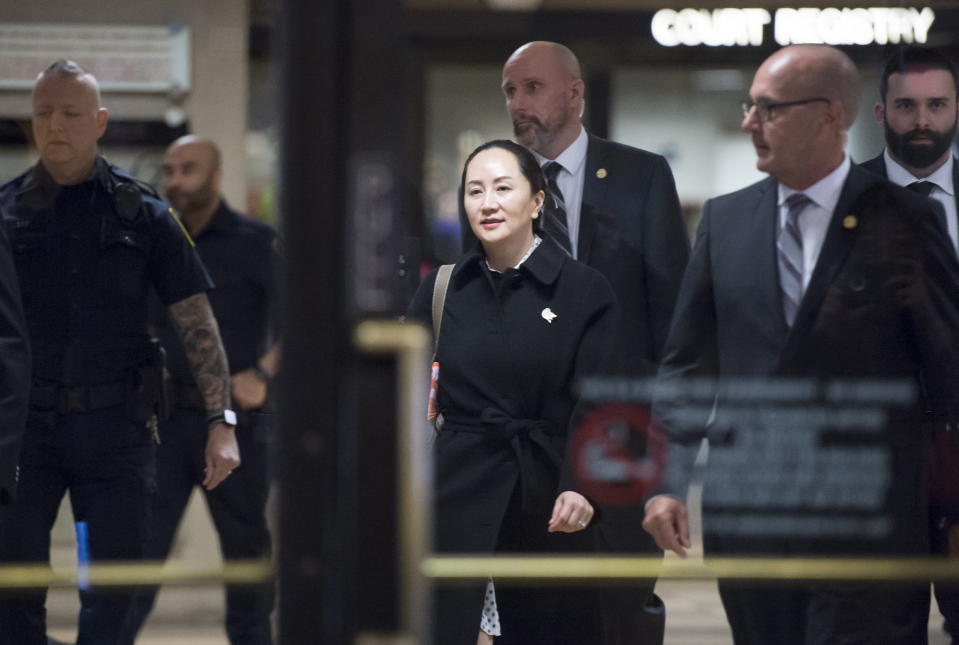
[{"left": 463, "top": 147, "right": 544, "bottom": 251}]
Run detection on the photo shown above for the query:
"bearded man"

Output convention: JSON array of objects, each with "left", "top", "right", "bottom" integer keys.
[
  {"left": 863, "top": 45, "right": 958, "bottom": 252},
  {"left": 862, "top": 44, "right": 959, "bottom": 644}
]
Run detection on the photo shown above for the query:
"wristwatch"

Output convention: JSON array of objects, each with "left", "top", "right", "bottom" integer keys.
[{"left": 207, "top": 409, "right": 238, "bottom": 428}]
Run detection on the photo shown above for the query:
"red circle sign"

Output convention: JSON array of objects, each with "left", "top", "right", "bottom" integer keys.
[{"left": 569, "top": 404, "right": 668, "bottom": 506}]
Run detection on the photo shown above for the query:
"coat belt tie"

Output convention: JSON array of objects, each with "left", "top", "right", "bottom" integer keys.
[{"left": 444, "top": 408, "right": 563, "bottom": 513}]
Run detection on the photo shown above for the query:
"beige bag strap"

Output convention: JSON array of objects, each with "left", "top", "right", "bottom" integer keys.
[{"left": 431, "top": 264, "right": 454, "bottom": 358}]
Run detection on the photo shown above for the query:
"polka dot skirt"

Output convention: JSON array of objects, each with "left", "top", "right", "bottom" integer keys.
[{"left": 479, "top": 577, "right": 502, "bottom": 636}]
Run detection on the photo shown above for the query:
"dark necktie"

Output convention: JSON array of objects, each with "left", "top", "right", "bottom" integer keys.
[
  {"left": 541, "top": 162, "right": 572, "bottom": 256},
  {"left": 907, "top": 180, "right": 955, "bottom": 251},
  {"left": 908, "top": 181, "right": 936, "bottom": 196},
  {"left": 778, "top": 193, "right": 810, "bottom": 327}
]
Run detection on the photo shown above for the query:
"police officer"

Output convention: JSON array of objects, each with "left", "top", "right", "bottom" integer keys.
[
  {"left": 122, "top": 136, "right": 279, "bottom": 645},
  {"left": 0, "top": 60, "right": 240, "bottom": 645}
]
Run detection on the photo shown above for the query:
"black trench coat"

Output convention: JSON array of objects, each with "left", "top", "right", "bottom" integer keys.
[{"left": 407, "top": 238, "right": 619, "bottom": 644}]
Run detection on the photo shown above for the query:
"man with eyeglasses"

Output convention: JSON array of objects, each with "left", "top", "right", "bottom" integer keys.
[
  {"left": 741, "top": 96, "right": 831, "bottom": 123},
  {"left": 861, "top": 44, "right": 959, "bottom": 644},
  {"left": 643, "top": 44, "right": 959, "bottom": 644}
]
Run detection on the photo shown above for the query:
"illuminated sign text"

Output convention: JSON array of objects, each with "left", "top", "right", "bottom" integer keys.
[{"left": 651, "top": 7, "right": 935, "bottom": 47}]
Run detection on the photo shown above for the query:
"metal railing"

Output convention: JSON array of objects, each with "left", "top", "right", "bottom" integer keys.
[{"left": 0, "top": 319, "right": 948, "bottom": 645}]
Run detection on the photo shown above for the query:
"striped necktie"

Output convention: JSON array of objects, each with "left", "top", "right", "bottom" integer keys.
[
  {"left": 778, "top": 192, "right": 810, "bottom": 327},
  {"left": 542, "top": 162, "right": 573, "bottom": 256}
]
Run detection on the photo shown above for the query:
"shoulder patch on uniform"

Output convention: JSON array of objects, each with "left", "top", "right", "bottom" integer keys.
[{"left": 169, "top": 207, "right": 195, "bottom": 247}]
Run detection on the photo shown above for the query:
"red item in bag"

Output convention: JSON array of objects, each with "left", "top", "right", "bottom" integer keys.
[{"left": 428, "top": 362, "right": 440, "bottom": 420}]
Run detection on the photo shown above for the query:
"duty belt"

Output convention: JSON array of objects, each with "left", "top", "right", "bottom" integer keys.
[
  {"left": 29, "top": 381, "right": 127, "bottom": 414},
  {"left": 442, "top": 407, "right": 564, "bottom": 514}
]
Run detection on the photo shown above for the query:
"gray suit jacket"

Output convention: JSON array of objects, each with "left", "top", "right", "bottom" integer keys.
[{"left": 655, "top": 164, "right": 959, "bottom": 554}]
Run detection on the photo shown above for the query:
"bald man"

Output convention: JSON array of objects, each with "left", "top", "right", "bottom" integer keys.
[
  {"left": 121, "top": 136, "right": 280, "bottom": 645},
  {"left": 644, "top": 45, "right": 959, "bottom": 644},
  {"left": 463, "top": 40, "right": 691, "bottom": 645},
  {"left": 0, "top": 61, "right": 237, "bottom": 644}
]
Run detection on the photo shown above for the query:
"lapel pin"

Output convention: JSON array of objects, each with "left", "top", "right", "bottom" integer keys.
[
  {"left": 541, "top": 307, "right": 558, "bottom": 324},
  {"left": 596, "top": 168, "right": 607, "bottom": 179},
  {"left": 843, "top": 215, "right": 858, "bottom": 229}
]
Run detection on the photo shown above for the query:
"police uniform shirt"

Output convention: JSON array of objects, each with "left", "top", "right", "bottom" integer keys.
[{"left": 0, "top": 157, "right": 212, "bottom": 385}]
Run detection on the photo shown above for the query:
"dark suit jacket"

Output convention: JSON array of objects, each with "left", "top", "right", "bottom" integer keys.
[
  {"left": 461, "top": 134, "right": 690, "bottom": 553},
  {"left": 862, "top": 153, "right": 959, "bottom": 521},
  {"left": 0, "top": 207, "right": 31, "bottom": 505},
  {"left": 655, "top": 164, "right": 959, "bottom": 555}
]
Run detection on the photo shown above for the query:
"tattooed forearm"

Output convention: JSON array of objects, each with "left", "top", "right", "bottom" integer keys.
[{"left": 168, "top": 293, "right": 231, "bottom": 410}]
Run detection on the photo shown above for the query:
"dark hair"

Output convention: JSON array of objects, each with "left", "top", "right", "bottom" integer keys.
[
  {"left": 460, "top": 140, "right": 546, "bottom": 234},
  {"left": 42, "top": 59, "right": 89, "bottom": 78},
  {"left": 880, "top": 45, "right": 958, "bottom": 102},
  {"left": 461, "top": 139, "right": 546, "bottom": 197}
]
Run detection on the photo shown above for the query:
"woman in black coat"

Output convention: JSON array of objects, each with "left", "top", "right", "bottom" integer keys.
[{"left": 407, "top": 140, "right": 619, "bottom": 644}]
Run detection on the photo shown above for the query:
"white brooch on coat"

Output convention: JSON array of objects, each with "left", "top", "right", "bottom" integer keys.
[{"left": 541, "top": 308, "right": 558, "bottom": 324}]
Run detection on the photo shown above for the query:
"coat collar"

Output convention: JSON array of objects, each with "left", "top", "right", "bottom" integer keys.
[
  {"left": 19, "top": 162, "right": 56, "bottom": 198},
  {"left": 452, "top": 235, "right": 568, "bottom": 286},
  {"left": 19, "top": 156, "right": 116, "bottom": 194},
  {"left": 17, "top": 157, "right": 116, "bottom": 214}
]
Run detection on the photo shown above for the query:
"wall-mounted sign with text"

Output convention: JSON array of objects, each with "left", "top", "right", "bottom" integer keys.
[
  {"left": 651, "top": 7, "right": 934, "bottom": 48},
  {"left": 0, "top": 23, "right": 190, "bottom": 92}
]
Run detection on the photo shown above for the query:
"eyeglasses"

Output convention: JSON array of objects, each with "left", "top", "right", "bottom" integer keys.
[{"left": 741, "top": 97, "right": 831, "bottom": 122}]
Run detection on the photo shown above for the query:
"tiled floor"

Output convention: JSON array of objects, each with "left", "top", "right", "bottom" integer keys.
[{"left": 48, "top": 626, "right": 229, "bottom": 645}]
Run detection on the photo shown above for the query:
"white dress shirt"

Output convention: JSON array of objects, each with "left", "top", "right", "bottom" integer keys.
[
  {"left": 883, "top": 149, "right": 958, "bottom": 251},
  {"left": 778, "top": 155, "right": 851, "bottom": 290},
  {"left": 533, "top": 126, "right": 589, "bottom": 259}
]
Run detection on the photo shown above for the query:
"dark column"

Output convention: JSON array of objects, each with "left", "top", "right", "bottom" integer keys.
[
  {"left": 277, "top": 0, "right": 424, "bottom": 643},
  {"left": 276, "top": 0, "right": 350, "bottom": 642}
]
